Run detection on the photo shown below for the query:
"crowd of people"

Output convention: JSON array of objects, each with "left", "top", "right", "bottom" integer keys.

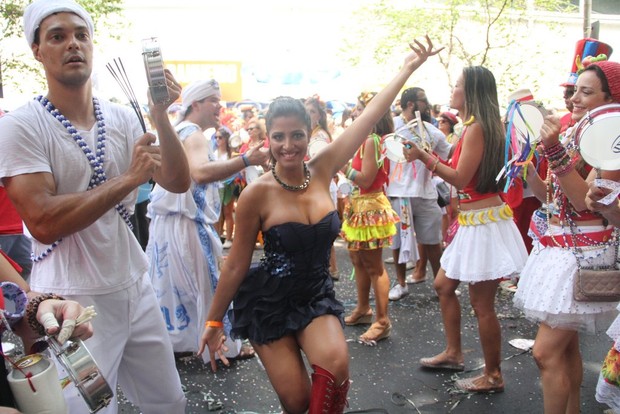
[{"left": 2, "top": 0, "right": 620, "bottom": 413}]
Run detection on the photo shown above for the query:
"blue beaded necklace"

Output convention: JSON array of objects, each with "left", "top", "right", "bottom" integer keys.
[{"left": 33, "top": 95, "right": 133, "bottom": 262}]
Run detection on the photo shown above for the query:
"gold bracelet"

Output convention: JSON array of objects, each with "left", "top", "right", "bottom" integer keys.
[{"left": 205, "top": 320, "right": 224, "bottom": 328}]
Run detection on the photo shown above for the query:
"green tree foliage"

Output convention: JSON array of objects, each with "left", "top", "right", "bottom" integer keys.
[
  {"left": 0, "top": 0, "right": 124, "bottom": 93},
  {"left": 343, "top": 0, "right": 577, "bottom": 102}
]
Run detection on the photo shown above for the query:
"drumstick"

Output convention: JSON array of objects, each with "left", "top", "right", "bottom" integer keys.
[{"left": 75, "top": 306, "right": 97, "bottom": 327}]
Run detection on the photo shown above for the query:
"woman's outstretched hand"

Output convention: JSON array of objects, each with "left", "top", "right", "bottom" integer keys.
[
  {"left": 198, "top": 326, "right": 229, "bottom": 372},
  {"left": 404, "top": 35, "right": 444, "bottom": 72}
]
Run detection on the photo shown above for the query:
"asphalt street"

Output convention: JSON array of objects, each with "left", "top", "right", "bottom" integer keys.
[
  {"left": 2, "top": 237, "right": 613, "bottom": 413},
  {"left": 118, "top": 237, "right": 614, "bottom": 414}
]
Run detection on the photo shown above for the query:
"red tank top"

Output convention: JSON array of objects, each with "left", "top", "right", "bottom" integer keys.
[
  {"left": 0, "top": 188, "right": 23, "bottom": 234},
  {"left": 351, "top": 134, "right": 388, "bottom": 194},
  {"left": 450, "top": 127, "right": 499, "bottom": 204}
]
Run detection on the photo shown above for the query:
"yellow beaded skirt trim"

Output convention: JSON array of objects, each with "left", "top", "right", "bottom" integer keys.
[
  {"left": 457, "top": 204, "right": 513, "bottom": 227},
  {"left": 342, "top": 191, "right": 399, "bottom": 250}
]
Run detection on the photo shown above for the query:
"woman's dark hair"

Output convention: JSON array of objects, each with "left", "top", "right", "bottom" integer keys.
[
  {"left": 373, "top": 110, "right": 394, "bottom": 137},
  {"left": 462, "top": 66, "right": 505, "bottom": 194},
  {"left": 218, "top": 126, "right": 232, "bottom": 158},
  {"left": 305, "top": 97, "right": 333, "bottom": 141},
  {"left": 265, "top": 97, "right": 311, "bottom": 134}
]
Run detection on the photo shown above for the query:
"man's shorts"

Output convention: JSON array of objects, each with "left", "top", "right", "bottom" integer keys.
[{"left": 390, "top": 197, "right": 442, "bottom": 246}]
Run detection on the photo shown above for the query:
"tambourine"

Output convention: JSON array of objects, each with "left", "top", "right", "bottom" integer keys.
[
  {"left": 337, "top": 178, "right": 353, "bottom": 196},
  {"left": 142, "top": 37, "right": 169, "bottom": 105},
  {"left": 509, "top": 101, "right": 548, "bottom": 145},
  {"left": 382, "top": 133, "right": 408, "bottom": 163},
  {"left": 574, "top": 103, "right": 620, "bottom": 170},
  {"left": 394, "top": 118, "right": 431, "bottom": 152},
  {"left": 48, "top": 337, "right": 113, "bottom": 413},
  {"left": 229, "top": 134, "right": 242, "bottom": 149},
  {"left": 308, "top": 138, "right": 329, "bottom": 158}
]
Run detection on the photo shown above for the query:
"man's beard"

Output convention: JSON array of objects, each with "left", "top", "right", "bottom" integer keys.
[{"left": 415, "top": 105, "right": 432, "bottom": 123}]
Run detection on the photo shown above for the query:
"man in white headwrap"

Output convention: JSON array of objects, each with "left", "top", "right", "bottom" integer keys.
[
  {"left": 146, "top": 79, "right": 269, "bottom": 364},
  {"left": 0, "top": 0, "right": 189, "bottom": 412}
]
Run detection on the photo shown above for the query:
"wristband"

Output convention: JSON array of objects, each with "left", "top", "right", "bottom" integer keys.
[
  {"left": 26, "top": 293, "right": 65, "bottom": 336},
  {"left": 431, "top": 158, "right": 440, "bottom": 173},
  {"left": 425, "top": 156, "right": 438, "bottom": 171},
  {"left": 346, "top": 169, "right": 358, "bottom": 181},
  {"left": 0, "top": 282, "right": 28, "bottom": 330},
  {"left": 241, "top": 153, "right": 250, "bottom": 167},
  {"left": 205, "top": 320, "right": 224, "bottom": 328}
]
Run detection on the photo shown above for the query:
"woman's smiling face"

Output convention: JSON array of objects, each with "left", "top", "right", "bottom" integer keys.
[
  {"left": 268, "top": 115, "right": 309, "bottom": 166},
  {"left": 571, "top": 69, "right": 613, "bottom": 121}
]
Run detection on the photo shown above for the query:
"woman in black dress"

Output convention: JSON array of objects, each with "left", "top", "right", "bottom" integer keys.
[{"left": 199, "top": 36, "right": 442, "bottom": 413}]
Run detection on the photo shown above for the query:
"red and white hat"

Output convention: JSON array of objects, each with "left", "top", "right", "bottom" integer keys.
[
  {"left": 561, "top": 38, "right": 613, "bottom": 87},
  {"left": 507, "top": 88, "right": 534, "bottom": 103}
]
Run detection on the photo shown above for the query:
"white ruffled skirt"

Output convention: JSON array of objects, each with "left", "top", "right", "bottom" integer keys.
[
  {"left": 513, "top": 225, "right": 619, "bottom": 334},
  {"left": 440, "top": 204, "right": 528, "bottom": 283}
]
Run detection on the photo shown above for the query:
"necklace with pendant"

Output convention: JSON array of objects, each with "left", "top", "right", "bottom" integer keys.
[{"left": 271, "top": 161, "right": 311, "bottom": 191}]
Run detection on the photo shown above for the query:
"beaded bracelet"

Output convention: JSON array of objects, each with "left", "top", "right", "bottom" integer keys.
[
  {"left": 26, "top": 293, "right": 65, "bottom": 337},
  {"left": 241, "top": 153, "right": 250, "bottom": 167},
  {"left": 551, "top": 157, "right": 576, "bottom": 177},
  {"left": 543, "top": 142, "right": 566, "bottom": 158},
  {"left": 205, "top": 320, "right": 224, "bottom": 328}
]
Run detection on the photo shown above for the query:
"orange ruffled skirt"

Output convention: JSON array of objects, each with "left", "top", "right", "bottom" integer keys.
[{"left": 341, "top": 191, "right": 399, "bottom": 250}]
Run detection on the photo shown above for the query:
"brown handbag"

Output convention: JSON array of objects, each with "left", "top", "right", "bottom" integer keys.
[{"left": 573, "top": 239, "right": 620, "bottom": 302}]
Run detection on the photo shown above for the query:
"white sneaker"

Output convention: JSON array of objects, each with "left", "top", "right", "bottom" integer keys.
[
  {"left": 384, "top": 257, "right": 395, "bottom": 264},
  {"left": 389, "top": 284, "right": 409, "bottom": 301},
  {"left": 222, "top": 240, "right": 233, "bottom": 249}
]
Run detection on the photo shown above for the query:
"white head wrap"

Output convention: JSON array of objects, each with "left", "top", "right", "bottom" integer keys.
[
  {"left": 181, "top": 79, "right": 221, "bottom": 111},
  {"left": 23, "top": 0, "right": 94, "bottom": 46}
]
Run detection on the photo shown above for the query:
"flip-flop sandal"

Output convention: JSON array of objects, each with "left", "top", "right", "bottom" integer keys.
[
  {"left": 454, "top": 374, "right": 504, "bottom": 393},
  {"left": 419, "top": 356, "right": 465, "bottom": 371}
]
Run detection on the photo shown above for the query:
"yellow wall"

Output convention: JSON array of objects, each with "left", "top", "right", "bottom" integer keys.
[{"left": 165, "top": 61, "right": 242, "bottom": 102}]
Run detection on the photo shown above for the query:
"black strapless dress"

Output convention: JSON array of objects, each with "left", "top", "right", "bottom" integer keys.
[{"left": 229, "top": 210, "right": 345, "bottom": 344}]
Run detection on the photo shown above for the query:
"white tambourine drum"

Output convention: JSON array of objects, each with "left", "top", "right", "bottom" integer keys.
[
  {"left": 510, "top": 101, "right": 548, "bottom": 145},
  {"left": 395, "top": 118, "right": 429, "bottom": 152},
  {"left": 229, "top": 134, "right": 242, "bottom": 149},
  {"left": 574, "top": 103, "right": 620, "bottom": 170},
  {"left": 308, "top": 138, "right": 329, "bottom": 158},
  {"left": 338, "top": 178, "right": 353, "bottom": 196},
  {"left": 142, "top": 37, "right": 169, "bottom": 105},
  {"left": 48, "top": 338, "right": 113, "bottom": 413},
  {"left": 382, "top": 133, "right": 408, "bottom": 163}
]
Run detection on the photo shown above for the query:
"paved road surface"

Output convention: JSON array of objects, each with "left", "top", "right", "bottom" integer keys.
[
  {"left": 3, "top": 237, "right": 612, "bottom": 413},
  {"left": 117, "top": 237, "right": 614, "bottom": 413}
]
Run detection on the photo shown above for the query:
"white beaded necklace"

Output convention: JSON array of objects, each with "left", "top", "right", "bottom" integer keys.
[{"left": 33, "top": 96, "right": 133, "bottom": 262}]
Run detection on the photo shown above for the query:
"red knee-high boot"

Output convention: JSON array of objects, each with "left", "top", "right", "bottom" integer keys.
[
  {"left": 332, "top": 376, "right": 350, "bottom": 414},
  {"left": 309, "top": 364, "right": 349, "bottom": 414}
]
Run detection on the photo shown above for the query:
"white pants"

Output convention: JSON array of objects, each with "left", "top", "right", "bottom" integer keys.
[{"left": 59, "top": 275, "right": 187, "bottom": 414}]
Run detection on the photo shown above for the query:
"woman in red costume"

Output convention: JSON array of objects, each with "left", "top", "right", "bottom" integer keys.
[
  {"left": 516, "top": 60, "right": 620, "bottom": 413},
  {"left": 404, "top": 66, "right": 528, "bottom": 393},
  {"left": 341, "top": 106, "right": 399, "bottom": 344}
]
